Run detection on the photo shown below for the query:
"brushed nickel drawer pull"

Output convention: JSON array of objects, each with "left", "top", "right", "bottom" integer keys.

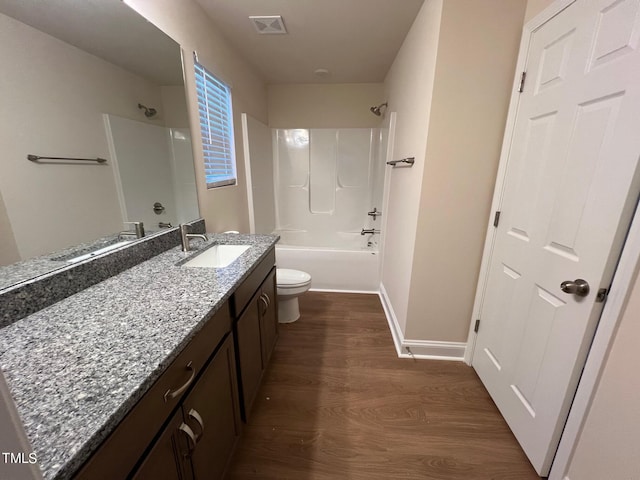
[
  {"left": 263, "top": 292, "right": 271, "bottom": 308},
  {"left": 164, "top": 361, "right": 195, "bottom": 402},
  {"left": 259, "top": 294, "right": 269, "bottom": 316},
  {"left": 188, "top": 408, "right": 205, "bottom": 441},
  {"left": 179, "top": 423, "right": 197, "bottom": 453}
]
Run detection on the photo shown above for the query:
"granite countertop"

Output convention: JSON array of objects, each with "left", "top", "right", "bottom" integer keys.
[
  {"left": 0, "top": 234, "right": 134, "bottom": 291},
  {"left": 0, "top": 233, "right": 278, "bottom": 480}
]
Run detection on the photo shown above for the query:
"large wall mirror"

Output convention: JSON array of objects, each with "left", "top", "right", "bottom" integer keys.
[{"left": 0, "top": 0, "right": 200, "bottom": 290}]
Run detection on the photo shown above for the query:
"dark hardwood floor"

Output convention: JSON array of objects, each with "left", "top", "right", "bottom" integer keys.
[{"left": 225, "top": 292, "right": 539, "bottom": 480}]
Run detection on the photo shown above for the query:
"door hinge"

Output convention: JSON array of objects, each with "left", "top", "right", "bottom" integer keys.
[
  {"left": 518, "top": 71, "right": 527, "bottom": 93},
  {"left": 596, "top": 288, "right": 608, "bottom": 303},
  {"left": 493, "top": 211, "right": 501, "bottom": 228},
  {"left": 474, "top": 319, "right": 480, "bottom": 333}
]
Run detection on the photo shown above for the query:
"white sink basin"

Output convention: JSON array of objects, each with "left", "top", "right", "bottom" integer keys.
[
  {"left": 183, "top": 244, "right": 250, "bottom": 268},
  {"left": 66, "top": 241, "right": 131, "bottom": 264}
]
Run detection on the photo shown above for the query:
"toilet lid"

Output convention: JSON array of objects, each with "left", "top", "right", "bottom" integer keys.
[{"left": 277, "top": 268, "right": 311, "bottom": 286}]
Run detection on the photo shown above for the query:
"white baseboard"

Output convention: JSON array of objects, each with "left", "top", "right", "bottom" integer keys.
[
  {"left": 379, "top": 284, "right": 466, "bottom": 362},
  {"left": 309, "top": 288, "right": 379, "bottom": 294}
]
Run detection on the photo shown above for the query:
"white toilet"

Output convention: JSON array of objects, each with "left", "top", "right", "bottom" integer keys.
[{"left": 276, "top": 268, "right": 312, "bottom": 323}]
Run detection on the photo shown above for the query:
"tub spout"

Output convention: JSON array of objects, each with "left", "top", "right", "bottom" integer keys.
[{"left": 361, "top": 228, "right": 380, "bottom": 236}]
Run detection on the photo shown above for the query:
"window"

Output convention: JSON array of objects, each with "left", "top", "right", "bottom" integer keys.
[{"left": 194, "top": 56, "right": 236, "bottom": 188}]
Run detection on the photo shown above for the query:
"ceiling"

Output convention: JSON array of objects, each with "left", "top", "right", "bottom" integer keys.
[
  {"left": 0, "top": 0, "right": 425, "bottom": 86},
  {"left": 193, "top": 0, "right": 425, "bottom": 84},
  {"left": 0, "top": 0, "right": 183, "bottom": 86}
]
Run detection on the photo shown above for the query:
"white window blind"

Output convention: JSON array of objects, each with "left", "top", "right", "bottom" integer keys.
[{"left": 194, "top": 58, "right": 236, "bottom": 188}]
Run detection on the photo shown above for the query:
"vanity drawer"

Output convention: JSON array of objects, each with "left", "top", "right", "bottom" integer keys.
[
  {"left": 230, "top": 248, "right": 276, "bottom": 317},
  {"left": 75, "top": 303, "right": 231, "bottom": 480}
]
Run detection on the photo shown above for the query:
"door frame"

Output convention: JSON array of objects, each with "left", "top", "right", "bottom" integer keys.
[{"left": 464, "top": 0, "right": 640, "bottom": 477}]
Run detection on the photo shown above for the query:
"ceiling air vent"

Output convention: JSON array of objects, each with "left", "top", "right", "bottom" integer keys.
[{"left": 249, "top": 15, "right": 287, "bottom": 34}]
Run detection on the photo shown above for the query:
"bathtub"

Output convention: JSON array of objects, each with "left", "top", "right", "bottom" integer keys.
[{"left": 274, "top": 231, "right": 380, "bottom": 292}]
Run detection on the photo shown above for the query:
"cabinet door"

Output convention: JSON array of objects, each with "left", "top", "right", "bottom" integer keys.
[
  {"left": 131, "top": 410, "right": 191, "bottom": 480},
  {"left": 181, "top": 334, "right": 241, "bottom": 479},
  {"left": 259, "top": 268, "right": 278, "bottom": 366},
  {"left": 235, "top": 290, "right": 263, "bottom": 419}
]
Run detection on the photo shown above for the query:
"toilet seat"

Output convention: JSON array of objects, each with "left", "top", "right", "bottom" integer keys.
[{"left": 277, "top": 269, "right": 311, "bottom": 288}]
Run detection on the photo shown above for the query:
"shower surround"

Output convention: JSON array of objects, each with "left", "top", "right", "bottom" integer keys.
[
  {"left": 242, "top": 115, "right": 388, "bottom": 292},
  {"left": 273, "top": 127, "right": 385, "bottom": 249}
]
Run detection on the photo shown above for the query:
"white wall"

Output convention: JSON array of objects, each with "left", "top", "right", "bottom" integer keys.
[
  {"left": 105, "top": 115, "right": 178, "bottom": 228},
  {"left": 125, "top": 0, "right": 268, "bottom": 234},
  {"left": 169, "top": 127, "right": 199, "bottom": 224},
  {"left": 242, "top": 114, "right": 275, "bottom": 235},
  {"left": 381, "top": 0, "right": 443, "bottom": 333},
  {"left": 0, "top": 12, "right": 165, "bottom": 260},
  {"left": 268, "top": 83, "right": 385, "bottom": 128}
]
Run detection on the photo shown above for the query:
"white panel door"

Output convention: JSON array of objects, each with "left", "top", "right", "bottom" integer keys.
[{"left": 472, "top": 0, "right": 640, "bottom": 475}]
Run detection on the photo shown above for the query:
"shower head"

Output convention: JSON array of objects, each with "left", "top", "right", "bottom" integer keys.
[
  {"left": 138, "top": 103, "right": 157, "bottom": 118},
  {"left": 370, "top": 102, "right": 388, "bottom": 117}
]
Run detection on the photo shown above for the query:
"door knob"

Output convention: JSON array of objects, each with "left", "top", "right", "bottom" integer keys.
[{"left": 560, "top": 279, "right": 590, "bottom": 297}]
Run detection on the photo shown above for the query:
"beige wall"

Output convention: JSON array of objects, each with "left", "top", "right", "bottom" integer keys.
[
  {"left": 524, "top": 0, "right": 555, "bottom": 22},
  {"left": 381, "top": 0, "right": 443, "bottom": 332},
  {"left": 160, "top": 85, "right": 190, "bottom": 128},
  {"left": 405, "top": 0, "right": 526, "bottom": 341},
  {"left": 0, "top": 191, "right": 20, "bottom": 267},
  {"left": 381, "top": 0, "right": 526, "bottom": 341},
  {"left": 0, "top": 12, "right": 163, "bottom": 260},
  {"left": 268, "top": 83, "right": 385, "bottom": 128},
  {"left": 125, "top": 0, "right": 268, "bottom": 233},
  {"left": 564, "top": 266, "right": 640, "bottom": 479}
]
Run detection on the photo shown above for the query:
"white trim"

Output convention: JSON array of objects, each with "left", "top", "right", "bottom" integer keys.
[
  {"left": 379, "top": 283, "right": 403, "bottom": 354},
  {"left": 379, "top": 284, "right": 466, "bottom": 362},
  {"left": 464, "top": 0, "right": 577, "bottom": 366},
  {"left": 241, "top": 113, "right": 256, "bottom": 234},
  {"left": 549, "top": 201, "right": 640, "bottom": 479},
  {"left": 103, "top": 114, "right": 129, "bottom": 224},
  {"left": 309, "top": 288, "right": 379, "bottom": 295},
  {"left": 377, "top": 112, "right": 396, "bottom": 285}
]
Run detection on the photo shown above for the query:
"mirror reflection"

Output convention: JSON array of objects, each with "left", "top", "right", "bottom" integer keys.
[{"left": 0, "top": 0, "right": 200, "bottom": 290}]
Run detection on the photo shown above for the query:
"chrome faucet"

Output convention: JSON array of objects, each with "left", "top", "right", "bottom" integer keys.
[
  {"left": 180, "top": 224, "right": 208, "bottom": 252},
  {"left": 361, "top": 228, "right": 380, "bottom": 236},
  {"left": 119, "top": 221, "right": 145, "bottom": 240}
]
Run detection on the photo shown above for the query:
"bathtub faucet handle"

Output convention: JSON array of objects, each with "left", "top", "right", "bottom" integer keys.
[
  {"left": 361, "top": 228, "right": 380, "bottom": 236},
  {"left": 367, "top": 208, "right": 382, "bottom": 220}
]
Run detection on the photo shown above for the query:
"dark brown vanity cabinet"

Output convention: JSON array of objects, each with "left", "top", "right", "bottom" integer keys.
[
  {"left": 131, "top": 410, "right": 190, "bottom": 480},
  {"left": 132, "top": 334, "right": 241, "bottom": 480},
  {"left": 74, "top": 248, "right": 278, "bottom": 480},
  {"left": 75, "top": 304, "right": 239, "bottom": 480},
  {"left": 231, "top": 250, "right": 278, "bottom": 420},
  {"left": 181, "top": 334, "right": 241, "bottom": 479}
]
